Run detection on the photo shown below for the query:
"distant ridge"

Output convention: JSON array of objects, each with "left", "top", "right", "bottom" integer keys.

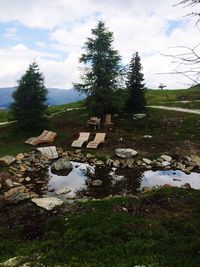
[{"left": 0, "top": 87, "right": 85, "bottom": 108}]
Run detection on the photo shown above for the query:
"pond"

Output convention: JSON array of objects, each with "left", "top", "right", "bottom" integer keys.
[{"left": 45, "top": 162, "right": 200, "bottom": 200}]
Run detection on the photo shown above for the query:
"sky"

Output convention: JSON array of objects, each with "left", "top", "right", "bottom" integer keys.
[{"left": 0, "top": 0, "right": 199, "bottom": 89}]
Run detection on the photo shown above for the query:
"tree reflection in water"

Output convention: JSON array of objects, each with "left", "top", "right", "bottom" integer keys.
[{"left": 76, "top": 165, "right": 144, "bottom": 199}]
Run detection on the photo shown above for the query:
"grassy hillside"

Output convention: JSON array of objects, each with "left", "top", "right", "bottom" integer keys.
[{"left": 146, "top": 86, "right": 200, "bottom": 106}]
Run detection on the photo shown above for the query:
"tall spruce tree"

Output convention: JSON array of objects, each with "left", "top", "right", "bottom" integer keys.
[
  {"left": 11, "top": 61, "right": 48, "bottom": 130},
  {"left": 75, "top": 20, "right": 121, "bottom": 118},
  {"left": 126, "top": 52, "right": 146, "bottom": 113}
]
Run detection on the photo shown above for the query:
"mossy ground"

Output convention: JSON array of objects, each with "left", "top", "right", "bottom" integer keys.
[{"left": 1, "top": 188, "right": 200, "bottom": 266}]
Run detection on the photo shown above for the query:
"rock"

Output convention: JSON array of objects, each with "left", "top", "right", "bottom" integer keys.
[
  {"left": 4, "top": 186, "right": 30, "bottom": 203},
  {"left": 132, "top": 113, "right": 146, "bottom": 120},
  {"left": 177, "top": 162, "right": 186, "bottom": 171},
  {"left": 125, "top": 158, "right": 135, "bottom": 168},
  {"left": 106, "top": 159, "right": 113, "bottom": 166},
  {"left": 5, "top": 179, "right": 13, "bottom": 188},
  {"left": 160, "top": 155, "right": 172, "bottom": 162},
  {"left": 142, "top": 158, "right": 151, "bottom": 165},
  {"left": 143, "top": 135, "right": 152, "bottom": 139},
  {"left": 86, "top": 153, "right": 94, "bottom": 159},
  {"left": 16, "top": 153, "right": 24, "bottom": 160},
  {"left": 115, "top": 148, "right": 137, "bottom": 158},
  {"left": 191, "top": 155, "right": 200, "bottom": 167},
  {"left": 55, "top": 187, "right": 71, "bottom": 195},
  {"left": 184, "top": 156, "right": 192, "bottom": 162},
  {"left": 91, "top": 179, "right": 102, "bottom": 186},
  {"left": 51, "top": 157, "right": 73, "bottom": 171},
  {"left": 37, "top": 146, "right": 58, "bottom": 159},
  {"left": 0, "top": 183, "right": 2, "bottom": 189},
  {"left": 25, "top": 177, "right": 31, "bottom": 182},
  {"left": 136, "top": 160, "right": 142, "bottom": 166},
  {"left": 31, "top": 197, "right": 63, "bottom": 211},
  {"left": 162, "top": 161, "right": 170, "bottom": 167},
  {"left": 95, "top": 160, "right": 104, "bottom": 165},
  {"left": 113, "top": 160, "right": 120, "bottom": 168},
  {"left": 142, "top": 186, "right": 151, "bottom": 193},
  {"left": 181, "top": 183, "right": 191, "bottom": 189},
  {"left": 0, "top": 155, "right": 16, "bottom": 166},
  {"left": 19, "top": 178, "right": 24, "bottom": 183}
]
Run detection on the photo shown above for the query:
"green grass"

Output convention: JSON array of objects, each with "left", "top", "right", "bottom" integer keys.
[
  {"left": 46, "top": 100, "right": 85, "bottom": 116},
  {"left": 1, "top": 188, "right": 200, "bottom": 266},
  {"left": 155, "top": 101, "right": 200, "bottom": 109},
  {"left": 0, "top": 107, "right": 199, "bottom": 158},
  {"left": 0, "top": 109, "right": 13, "bottom": 123},
  {"left": 146, "top": 86, "right": 200, "bottom": 105}
]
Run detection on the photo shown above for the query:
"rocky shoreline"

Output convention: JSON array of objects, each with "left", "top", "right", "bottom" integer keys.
[{"left": 0, "top": 147, "right": 200, "bottom": 210}]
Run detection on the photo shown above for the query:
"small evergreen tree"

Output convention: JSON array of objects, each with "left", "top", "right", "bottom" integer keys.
[
  {"left": 126, "top": 52, "right": 146, "bottom": 113},
  {"left": 11, "top": 62, "right": 48, "bottom": 130},
  {"left": 75, "top": 20, "right": 122, "bottom": 118}
]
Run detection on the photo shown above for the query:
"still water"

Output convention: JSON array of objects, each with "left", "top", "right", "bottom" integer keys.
[{"left": 46, "top": 162, "right": 200, "bottom": 199}]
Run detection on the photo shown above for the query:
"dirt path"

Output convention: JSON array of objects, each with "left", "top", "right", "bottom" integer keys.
[{"left": 147, "top": 105, "right": 200, "bottom": 115}]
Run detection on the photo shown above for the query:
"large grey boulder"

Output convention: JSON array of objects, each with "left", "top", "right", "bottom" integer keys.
[
  {"left": 115, "top": 148, "right": 138, "bottom": 158},
  {"left": 31, "top": 197, "right": 63, "bottom": 211},
  {"left": 51, "top": 157, "right": 73, "bottom": 171},
  {"left": 4, "top": 186, "right": 31, "bottom": 204}
]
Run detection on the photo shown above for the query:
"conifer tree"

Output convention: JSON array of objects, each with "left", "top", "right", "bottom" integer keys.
[
  {"left": 11, "top": 62, "right": 48, "bottom": 130},
  {"left": 75, "top": 20, "right": 121, "bottom": 118},
  {"left": 126, "top": 52, "right": 146, "bottom": 113}
]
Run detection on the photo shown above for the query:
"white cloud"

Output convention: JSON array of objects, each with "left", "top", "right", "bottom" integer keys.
[{"left": 0, "top": 0, "right": 198, "bottom": 89}]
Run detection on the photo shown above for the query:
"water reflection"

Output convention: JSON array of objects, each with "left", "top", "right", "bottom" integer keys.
[{"left": 46, "top": 162, "right": 200, "bottom": 200}]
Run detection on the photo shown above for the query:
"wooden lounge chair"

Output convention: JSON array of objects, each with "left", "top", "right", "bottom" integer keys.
[
  {"left": 25, "top": 130, "right": 57, "bottom": 146},
  {"left": 71, "top": 132, "right": 90, "bottom": 148},
  {"left": 86, "top": 133, "right": 106, "bottom": 149}
]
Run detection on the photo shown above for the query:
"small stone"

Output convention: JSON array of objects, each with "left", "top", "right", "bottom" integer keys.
[
  {"left": 86, "top": 153, "right": 94, "bottom": 159},
  {"left": 191, "top": 155, "right": 200, "bottom": 167},
  {"left": 19, "top": 178, "right": 24, "bottom": 183},
  {"left": 25, "top": 177, "right": 31, "bottom": 182},
  {"left": 115, "top": 148, "right": 137, "bottom": 158},
  {"left": 142, "top": 158, "right": 151, "bottom": 165},
  {"left": 160, "top": 155, "right": 172, "bottom": 162},
  {"left": 126, "top": 158, "right": 135, "bottom": 168},
  {"left": 136, "top": 160, "right": 142, "bottom": 166},
  {"left": 91, "top": 179, "right": 103, "bottom": 186},
  {"left": 132, "top": 113, "right": 146, "bottom": 120},
  {"left": 113, "top": 160, "right": 120, "bottom": 168},
  {"left": 55, "top": 187, "right": 71, "bottom": 195},
  {"left": 177, "top": 162, "right": 186, "bottom": 171},
  {"left": 106, "top": 159, "right": 113, "bottom": 166},
  {"left": 181, "top": 183, "right": 191, "bottom": 189},
  {"left": 5, "top": 178, "right": 13, "bottom": 188},
  {"left": 0, "top": 183, "right": 2, "bottom": 189},
  {"left": 95, "top": 160, "right": 104, "bottom": 165},
  {"left": 162, "top": 161, "right": 170, "bottom": 167},
  {"left": 0, "top": 155, "right": 16, "bottom": 166},
  {"left": 143, "top": 135, "right": 152, "bottom": 139},
  {"left": 16, "top": 153, "right": 24, "bottom": 160},
  {"left": 184, "top": 156, "right": 192, "bottom": 162},
  {"left": 4, "top": 186, "right": 30, "bottom": 203}
]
